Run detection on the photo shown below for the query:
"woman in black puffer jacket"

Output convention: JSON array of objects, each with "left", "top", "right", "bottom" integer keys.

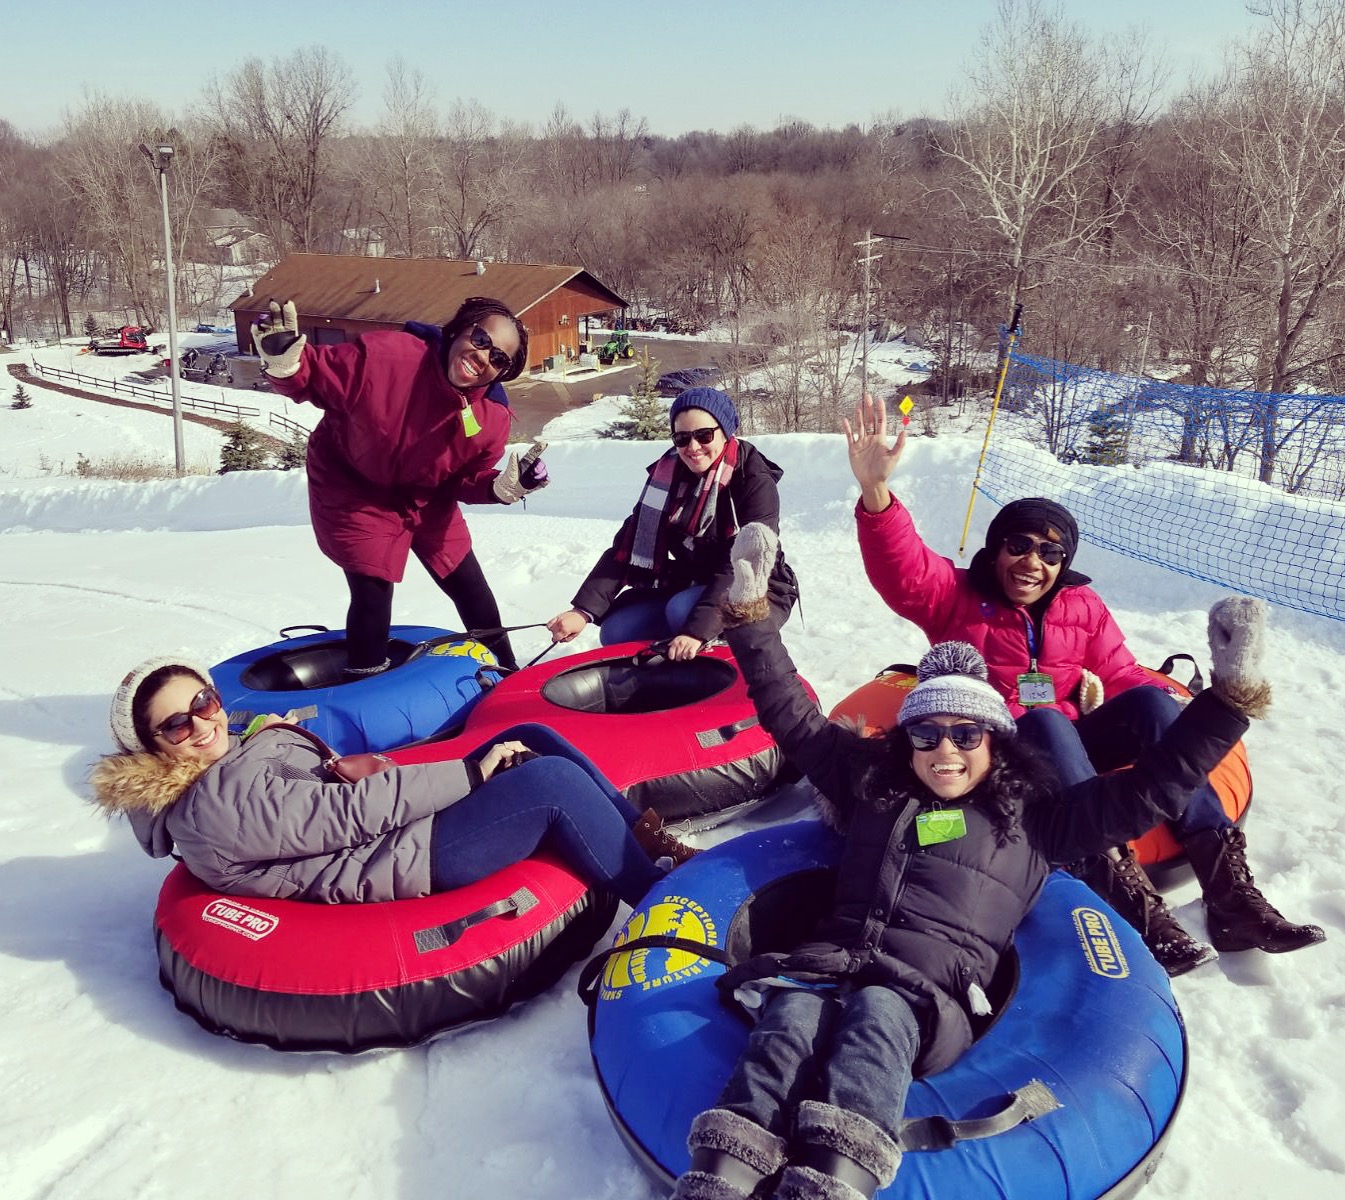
[{"left": 668, "top": 524, "right": 1269, "bottom": 1200}]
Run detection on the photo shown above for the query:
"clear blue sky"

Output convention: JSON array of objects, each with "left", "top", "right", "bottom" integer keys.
[{"left": 2, "top": 0, "right": 1260, "bottom": 138}]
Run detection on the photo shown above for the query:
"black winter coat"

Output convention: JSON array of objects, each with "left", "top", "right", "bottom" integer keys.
[
  {"left": 572, "top": 441, "right": 799, "bottom": 643},
  {"left": 724, "top": 620, "right": 1250, "bottom": 1076}
]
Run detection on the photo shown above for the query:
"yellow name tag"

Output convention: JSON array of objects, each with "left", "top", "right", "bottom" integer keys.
[{"left": 1017, "top": 671, "right": 1056, "bottom": 706}]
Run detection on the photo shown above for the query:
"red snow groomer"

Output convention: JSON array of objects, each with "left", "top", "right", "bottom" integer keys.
[{"left": 87, "top": 326, "right": 150, "bottom": 355}]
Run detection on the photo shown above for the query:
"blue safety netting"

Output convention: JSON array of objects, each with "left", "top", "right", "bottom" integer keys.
[{"left": 977, "top": 350, "right": 1345, "bottom": 623}]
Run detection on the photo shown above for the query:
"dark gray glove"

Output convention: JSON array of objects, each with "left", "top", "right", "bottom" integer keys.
[
  {"left": 250, "top": 299, "right": 306, "bottom": 379},
  {"left": 1208, "top": 596, "right": 1271, "bottom": 718}
]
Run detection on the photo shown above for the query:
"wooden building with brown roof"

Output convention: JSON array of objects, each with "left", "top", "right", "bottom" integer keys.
[{"left": 228, "top": 254, "right": 628, "bottom": 372}]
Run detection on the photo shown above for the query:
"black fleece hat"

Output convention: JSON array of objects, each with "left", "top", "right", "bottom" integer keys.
[{"left": 985, "top": 498, "right": 1079, "bottom": 568}]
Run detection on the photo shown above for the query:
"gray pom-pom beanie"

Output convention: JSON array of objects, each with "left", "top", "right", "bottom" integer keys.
[{"left": 898, "top": 642, "right": 1016, "bottom": 738}]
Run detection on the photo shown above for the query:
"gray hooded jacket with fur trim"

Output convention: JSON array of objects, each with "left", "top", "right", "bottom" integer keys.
[
  {"left": 723, "top": 620, "right": 1249, "bottom": 1077},
  {"left": 89, "top": 725, "right": 474, "bottom": 902}
]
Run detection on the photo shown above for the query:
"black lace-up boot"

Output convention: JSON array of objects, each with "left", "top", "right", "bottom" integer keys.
[
  {"left": 1185, "top": 827, "right": 1326, "bottom": 953},
  {"left": 1075, "top": 845, "right": 1218, "bottom": 976}
]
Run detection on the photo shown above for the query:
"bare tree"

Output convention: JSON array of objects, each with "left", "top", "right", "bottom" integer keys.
[
  {"left": 430, "top": 101, "right": 530, "bottom": 259},
  {"left": 1213, "top": 0, "right": 1345, "bottom": 480},
  {"left": 206, "top": 46, "right": 356, "bottom": 253},
  {"left": 588, "top": 108, "right": 650, "bottom": 186},
  {"left": 752, "top": 189, "right": 858, "bottom": 432},
  {"left": 359, "top": 57, "right": 438, "bottom": 257},
  {"left": 940, "top": 0, "right": 1159, "bottom": 320},
  {"left": 56, "top": 94, "right": 173, "bottom": 327}
]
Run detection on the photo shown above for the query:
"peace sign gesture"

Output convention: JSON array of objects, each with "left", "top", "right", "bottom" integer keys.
[{"left": 841, "top": 394, "right": 906, "bottom": 513}]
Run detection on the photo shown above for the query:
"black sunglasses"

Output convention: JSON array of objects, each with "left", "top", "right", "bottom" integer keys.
[
  {"left": 672, "top": 426, "right": 720, "bottom": 448},
  {"left": 1002, "top": 533, "right": 1067, "bottom": 567},
  {"left": 467, "top": 325, "right": 513, "bottom": 373},
  {"left": 905, "top": 721, "right": 987, "bottom": 752},
  {"left": 153, "top": 686, "right": 223, "bottom": 745}
]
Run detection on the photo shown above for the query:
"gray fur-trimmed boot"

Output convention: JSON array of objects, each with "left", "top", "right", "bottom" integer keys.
[
  {"left": 670, "top": 1108, "right": 789, "bottom": 1200},
  {"left": 773, "top": 1101, "right": 902, "bottom": 1200}
]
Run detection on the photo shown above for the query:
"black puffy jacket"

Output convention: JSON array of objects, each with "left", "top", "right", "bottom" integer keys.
[{"left": 724, "top": 620, "right": 1249, "bottom": 1075}]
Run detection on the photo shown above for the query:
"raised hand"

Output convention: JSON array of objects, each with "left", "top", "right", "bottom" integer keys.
[
  {"left": 1208, "top": 596, "right": 1271, "bottom": 718},
  {"left": 493, "top": 441, "right": 550, "bottom": 504},
  {"left": 250, "top": 299, "right": 306, "bottom": 379},
  {"left": 841, "top": 394, "right": 906, "bottom": 513},
  {"left": 724, "top": 522, "right": 779, "bottom": 625}
]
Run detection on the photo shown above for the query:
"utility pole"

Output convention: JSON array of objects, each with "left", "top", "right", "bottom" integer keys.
[
  {"left": 852, "top": 231, "right": 910, "bottom": 399},
  {"left": 140, "top": 143, "right": 185, "bottom": 475}
]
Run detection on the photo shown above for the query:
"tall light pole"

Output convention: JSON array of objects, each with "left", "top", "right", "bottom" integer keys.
[
  {"left": 140, "top": 143, "right": 185, "bottom": 475},
  {"left": 852, "top": 230, "right": 909, "bottom": 398}
]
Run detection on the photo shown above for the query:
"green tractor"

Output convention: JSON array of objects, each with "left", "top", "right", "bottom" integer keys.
[{"left": 596, "top": 328, "right": 637, "bottom": 365}]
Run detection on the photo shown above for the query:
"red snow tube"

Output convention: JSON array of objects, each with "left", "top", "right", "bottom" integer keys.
[
  {"left": 392, "top": 640, "right": 814, "bottom": 828},
  {"left": 154, "top": 855, "right": 617, "bottom": 1053},
  {"left": 827, "top": 663, "right": 1250, "bottom": 881}
]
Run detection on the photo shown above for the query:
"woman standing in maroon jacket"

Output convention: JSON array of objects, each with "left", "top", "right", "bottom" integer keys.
[{"left": 253, "top": 297, "right": 548, "bottom": 674}]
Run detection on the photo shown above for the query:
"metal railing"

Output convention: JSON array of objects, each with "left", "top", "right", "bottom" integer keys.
[
  {"left": 28, "top": 358, "right": 261, "bottom": 420},
  {"left": 269, "top": 411, "right": 309, "bottom": 438}
]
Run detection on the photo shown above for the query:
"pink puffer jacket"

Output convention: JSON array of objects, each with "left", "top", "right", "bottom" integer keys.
[{"left": 856, "top": 499, "right": 1154, "bottom": 720}]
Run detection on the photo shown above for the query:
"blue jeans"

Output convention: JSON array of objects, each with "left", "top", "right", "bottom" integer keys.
[
  {"left": 598, "top": 585, "right": 707, "bottom": 645},
  {"left": 1016, "top": 686, "right": 1229, "bottom": 837},
  {"left": 715, "top": 985, "right": 922, "bottom": 1142},
  {"left": 428, "top": 723, "right": 659, "bottom": 906}
]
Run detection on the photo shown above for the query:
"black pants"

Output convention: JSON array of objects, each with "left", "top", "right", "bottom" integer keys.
[{"left": 343, "top": 549, "right": 518, "bottom": 672}]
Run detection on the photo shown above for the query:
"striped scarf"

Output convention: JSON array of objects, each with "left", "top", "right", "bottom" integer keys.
[{"left": 616, "top": 439, "right": 740, "bottom": 582}]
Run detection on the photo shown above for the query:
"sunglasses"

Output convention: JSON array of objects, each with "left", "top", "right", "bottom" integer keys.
[
  {"left": 672, "top": 426, "right": 720, "bottom": 448},
  {"left": 153, "top": 686, "right": 223, "bottom": 745},
  {"left": 905, "top": 721, "right": 987, "bottom": 752},
  {"left": 467, "top": 325, "right": 513, "bottom": 373},
  {"left": 1002, "top": 533, "right": 1067, "bottom": 567}
]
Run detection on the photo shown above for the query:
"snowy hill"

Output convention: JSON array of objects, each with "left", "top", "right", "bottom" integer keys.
[{"left": 2, "top": 376, "right": 1343, "bottom": 1198}]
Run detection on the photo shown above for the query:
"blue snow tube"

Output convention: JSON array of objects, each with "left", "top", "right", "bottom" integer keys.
[
  {"left": 210, "top": 625, "right": 501, "bottom": 755},
  {"left": 585, "top": 821, "right": 1186, "bottom": 1199}
]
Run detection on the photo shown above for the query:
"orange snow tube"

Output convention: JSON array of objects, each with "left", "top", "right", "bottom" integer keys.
[{"left": 827, "top": 661, "right": 1250, "bottom": 878}]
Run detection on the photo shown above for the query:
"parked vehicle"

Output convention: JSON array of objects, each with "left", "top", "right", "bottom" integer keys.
[
  {"left": 596, "top": 329, "right": 637, "bottom": 365},
  {"left": 655, "top": 366, "right": 720, "bottom": 397},
  {"left": 88, "top": 326, "right": 150, "bottom": 356}
]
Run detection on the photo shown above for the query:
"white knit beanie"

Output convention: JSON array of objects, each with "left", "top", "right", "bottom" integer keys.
[
  {"left": 109, "top": 655, "right": 216, "bottom": 753},
  {"left": 898, "top": 643, "right": 1016, "bottom": 738}
]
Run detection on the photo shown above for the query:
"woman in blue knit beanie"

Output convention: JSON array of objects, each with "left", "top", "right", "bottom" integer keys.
[{"left": 547, "top": 387, "right": 798, "bottom": 659}]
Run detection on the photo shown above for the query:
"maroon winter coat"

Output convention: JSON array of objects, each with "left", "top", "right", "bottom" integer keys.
[{"left": 270, "top": 331, "right": 511, "bottom": 581}]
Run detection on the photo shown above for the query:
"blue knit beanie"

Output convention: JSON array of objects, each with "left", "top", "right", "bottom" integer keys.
[
  {"left": 899, "top": 642, "right": 1016, "bottom": 738},
  {"left": 669, "top": 387, "right": 739, "bottom": 437}
]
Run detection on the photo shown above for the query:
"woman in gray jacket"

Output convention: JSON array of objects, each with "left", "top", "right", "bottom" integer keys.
[{"left": 89, "top": 656, "right": 693, "bottom": 906}]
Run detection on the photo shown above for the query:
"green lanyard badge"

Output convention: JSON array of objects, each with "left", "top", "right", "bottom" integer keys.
[{"left": 916, "top": 808, "right": 968, "bottom": 846}]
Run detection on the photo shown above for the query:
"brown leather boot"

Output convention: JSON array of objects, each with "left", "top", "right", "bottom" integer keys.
[
  {"left": 1074, "top": 845, "right": 1218, "bottom": 976},
  {"left": 1185, "top": 827, "right": 1326, "bottom": 953},
  {"left": 632, "top": 807, "right": 699, "bottom": 868}
]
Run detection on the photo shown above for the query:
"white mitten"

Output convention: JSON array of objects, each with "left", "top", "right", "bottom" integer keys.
[
  {"left": 1208, "top": 596, "right": 1271, "bottom": 718},
  {"left": 250, "top": 299, "right": 306, "bottom": 379},
  {"left": 724, "top": 522, "right": 778, "bottom": 626},
  {"left": 1077, "top": 669, "right": 1104, "bottom": 715},
  {"left": 492, "top": 442, "right": 549, "bottom": 504}
]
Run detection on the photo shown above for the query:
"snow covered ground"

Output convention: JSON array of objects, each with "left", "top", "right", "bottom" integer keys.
[{"left": 2, "top": 357, "right": 1344, "bottom": 1198}]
